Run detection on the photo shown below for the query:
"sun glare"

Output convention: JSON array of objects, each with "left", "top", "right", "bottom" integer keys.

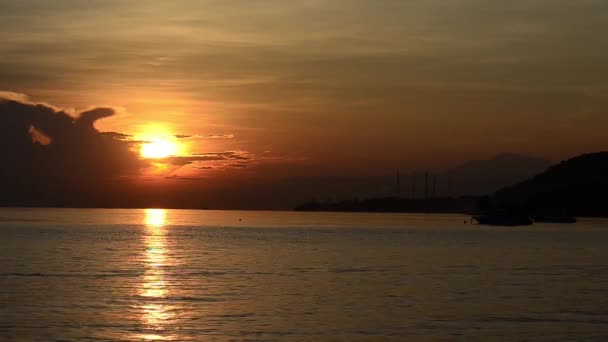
[
  {"left": 144, "top": 209, "right": 166, "bottom": 227},
  {"left": 141, "top": 137, "right": 177, "bottom": 159}
]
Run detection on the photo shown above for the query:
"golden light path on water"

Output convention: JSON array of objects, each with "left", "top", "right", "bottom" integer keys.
[{"left": 138, "top": 209, "right": 175, "bottom": 341}]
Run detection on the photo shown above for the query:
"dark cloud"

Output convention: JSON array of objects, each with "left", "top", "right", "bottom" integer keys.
[
  {"left": 165, "top": 175, "right": 206, "bottom": 181},
  {"left": 206, "top": 134, "right": 235, "bottom": 139},
  {"left": 75, "top": 108, "right": 114, "bottom": 131},
  {"left": 162, "top": 151, "right": 250, "bottom": 166},
  {"left": 173, "top": 134, "right": 235, "bottom": 140},
  {"left": 0, "top": 97, "right": 145, "bottom": 206},
  {"left": 101, "top": 131, "right": 132, "bottom": 140},
  {"left": 209, "top": 151, "right": 249, "bottom": 160}
]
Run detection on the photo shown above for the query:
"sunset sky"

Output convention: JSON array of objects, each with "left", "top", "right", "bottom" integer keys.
[{"left": 1, "top": 1, "right": 607, "bottom": 208}]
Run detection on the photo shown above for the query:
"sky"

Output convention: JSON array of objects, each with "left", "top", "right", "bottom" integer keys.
[{"left": 0, "top": 0, "right": 607, "bottom": 208}]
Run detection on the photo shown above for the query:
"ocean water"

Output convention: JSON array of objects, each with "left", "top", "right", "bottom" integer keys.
[{"left": 1, "top": 208, "right": 608, "bottom": 341}]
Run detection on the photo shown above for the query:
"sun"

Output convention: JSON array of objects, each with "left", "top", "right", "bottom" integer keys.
[{"left": 140, "top": 137, "right": 177, "bottom": 159}]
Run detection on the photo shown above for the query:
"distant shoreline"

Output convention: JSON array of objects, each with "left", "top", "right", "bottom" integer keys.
[{"left": 2, "top": 206, "right": 608, "bottom": 219}]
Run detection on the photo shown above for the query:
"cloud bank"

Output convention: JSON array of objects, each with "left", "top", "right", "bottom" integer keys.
[{"left": 0, "top": 95, "right": 144, "bottom": 206}]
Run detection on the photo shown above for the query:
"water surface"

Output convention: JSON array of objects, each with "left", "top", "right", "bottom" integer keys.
[{"left": 1, "top": 208, "right": 608, "bottom": 341}]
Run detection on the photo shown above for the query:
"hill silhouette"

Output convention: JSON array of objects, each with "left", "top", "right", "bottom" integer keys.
[
  {"left": 443, "top": 153, "right": 550, "bottom": 196},
  {"left": 493, "top": 152, "right": 608, "bottom": 217}
]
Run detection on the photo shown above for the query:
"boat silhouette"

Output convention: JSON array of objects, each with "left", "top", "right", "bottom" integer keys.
[
  {"left": 472, "top": 211, "right": 533, "bottom": 226},
  {"left": 532, "top": 212, "right": 577, "bottom": 224}
]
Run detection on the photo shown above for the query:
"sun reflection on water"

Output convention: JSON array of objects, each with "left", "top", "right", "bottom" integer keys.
[
  {"left": 145, "top": 208, "right": 166, "bottom": 227},
  {"left": 137, "top": 209, "right": 176, "bottom": 340}
]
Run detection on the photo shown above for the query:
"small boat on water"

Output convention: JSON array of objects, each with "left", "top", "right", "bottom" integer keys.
[
  {"left": 472, "top": 212, "right": 534, "bottom": 226},
  {"left": 532, "top": 213, "right": 577, "bottom": 224}
]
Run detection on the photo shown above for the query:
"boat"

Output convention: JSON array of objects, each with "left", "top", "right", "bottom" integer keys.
[{"left": 472, "top": 212, "right": 533, "bottom": 226}]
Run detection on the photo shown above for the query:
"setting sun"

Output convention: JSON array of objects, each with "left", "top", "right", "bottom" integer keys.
[{"left": 140, "top": 137, "right": 177, "bottom": 159}]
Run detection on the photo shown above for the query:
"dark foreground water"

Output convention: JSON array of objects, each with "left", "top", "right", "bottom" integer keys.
[{"left": 1, "top": 208, "right": 608, "bottom": 341}]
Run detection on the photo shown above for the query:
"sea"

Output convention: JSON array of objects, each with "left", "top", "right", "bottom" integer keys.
[{"left": 1, "top": 208, "right": 608, "bottom": 341}]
